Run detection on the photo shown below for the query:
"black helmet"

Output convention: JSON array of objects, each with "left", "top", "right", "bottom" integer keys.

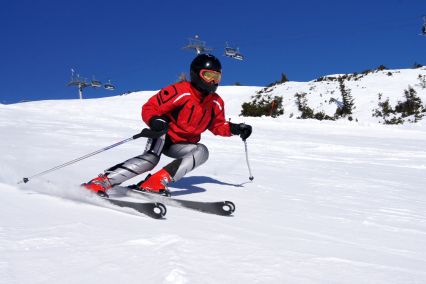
[{"left": 190, "top": 54, "right": 222, "bottom": 94}]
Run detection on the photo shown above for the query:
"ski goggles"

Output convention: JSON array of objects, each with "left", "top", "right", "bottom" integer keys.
[{"left": 200, "top": 69, "right": 222, "bottom": 84}]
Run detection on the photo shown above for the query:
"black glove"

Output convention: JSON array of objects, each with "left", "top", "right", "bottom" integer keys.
[
  {"left": 149, "top": 116, "right": 169, "bottom": 134},
  {"left": 230, "top": 123, "right": 252, "bottom": 140}
]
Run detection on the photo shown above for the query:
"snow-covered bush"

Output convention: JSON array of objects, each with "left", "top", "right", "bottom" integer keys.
[
  {"left": 294, "top": 92, "right": 334, "bottom": 120},
  {"left": 417, "top": 74, "right": 426, "bottom": 89},
  {"left": 294, "top": 92, "right": 314, "bottom": 119},
  {"left": 395, "top": 86, "right": 425, "bottom": 122},
  {"left": 372, "top": 93, "right": 403, "bottom": 125},
  {"left": 373, "top": 87, "right": 425, "bottom": 124}
]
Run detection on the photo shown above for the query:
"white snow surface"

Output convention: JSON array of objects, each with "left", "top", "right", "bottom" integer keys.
[{"left": 1, "top": 70, "right": 426, "bottom": 283}]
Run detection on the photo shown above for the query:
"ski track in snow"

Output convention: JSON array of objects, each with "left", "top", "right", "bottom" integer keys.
[{"left": 1, "top": 83, "right": 426, "bottom": 283}]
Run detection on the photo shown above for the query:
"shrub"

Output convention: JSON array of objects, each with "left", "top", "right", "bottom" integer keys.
[
  {"left": 362, "top": 69, "right": 373, "bottom": 75},
  {"left": 417, "top": 75, "right": 426, "bottom": 89},
  {"left": 395, "top": 86, "right": 425, "bottom": 122},
  {"left": 314, "top": 111, "right": 334, "bottom": 121},
  {"left": 372, "top": 87, "right": 425, "bottom": 124},
  {"left": 372, "top": 93, "right": 403, "bottom": 124},
  {"left": 294, "top": 93, "right": 334, "bottom": 120},
  {"left": 240, "top": 92, "right": 284, "bottom": 117}
]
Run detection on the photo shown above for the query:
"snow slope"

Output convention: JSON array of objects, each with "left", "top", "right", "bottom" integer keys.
[{"left": 1, "top": 78, "right": 426, "bottom": 283}]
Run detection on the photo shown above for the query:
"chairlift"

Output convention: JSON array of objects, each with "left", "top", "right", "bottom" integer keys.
[
  {"left": 224, "top": 43, "right": 244, "bottom": 61},
  {"left": 104, "top": 79, "right": 115, "bottom": 91},
  {"left": 232, "top": 51, "right": 244, "bottom": 61},
  {"left": 183, "top": 35, "right": 213, "bottom": 54},
  {"left": 224, "top": 42, "right": 237, "bottom": 57},
  {"left": 90, "top": 76, "right": 102, "bottom": 88}
]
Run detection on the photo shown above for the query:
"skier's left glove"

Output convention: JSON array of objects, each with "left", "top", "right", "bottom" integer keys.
[
  {"left": 230, "top": 123, "right": 252, "bottom": 140},
  {"left": 149, "top": 116, "right": 169, "bottom": 134}
]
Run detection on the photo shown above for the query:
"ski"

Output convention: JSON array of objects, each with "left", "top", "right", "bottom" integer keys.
[
  {"left": 102, "top": 197, "right": 167, "bottom": 219},
  {"left": 126, "top": 187, "right": 235, "bottom": 216}
]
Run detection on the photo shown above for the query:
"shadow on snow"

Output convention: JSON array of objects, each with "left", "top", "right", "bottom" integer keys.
[{"left": 170, "top": 176, "right": 243, "bottom": 196}]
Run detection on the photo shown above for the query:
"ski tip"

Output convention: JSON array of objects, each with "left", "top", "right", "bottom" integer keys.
[
  {"left": 223, "top": 201, "right": 236, "bottom": 215},
  {"left": 153, "top": 202, "right": 167, "bottom": 219},
  {"left": 104, "top": 198, "right": 167, "bottom": 219},
  {"left": 17, "top": 177, "right": 29, "bottom": 184},
  {"left": 139, "top": 202, "right": 167, "bottom": 219}
]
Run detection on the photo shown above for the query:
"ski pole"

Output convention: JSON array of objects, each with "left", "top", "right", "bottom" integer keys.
[
  {"left": 18, "top": 128, "right": 163, "bottom": 184},
  {"left": 243, "top": 139, "right": 254, "bottom": 181}
]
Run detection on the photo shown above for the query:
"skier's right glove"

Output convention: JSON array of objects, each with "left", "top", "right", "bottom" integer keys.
[
  {"left": 230, "top": 123, "right": 252, "bottom": 141},
  {"left": 149, "top": 116, "right": 169, "bottom": 134}
]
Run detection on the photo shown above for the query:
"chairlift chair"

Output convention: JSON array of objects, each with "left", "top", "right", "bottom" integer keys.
[
  {"left": 232, "top": 52, "right": 244, "bottom": 61},
  {"left": 224, "top": 43, "right": 244, "bottom": 61},
  {"left": 91, "top": 76, "right": 102, "bottom": 88},
  {"left": 224, "top": 42, "right": 237, "bottom": 57},
  {"left": 104, "top": 79, "right": 115, "bottom": 91}
]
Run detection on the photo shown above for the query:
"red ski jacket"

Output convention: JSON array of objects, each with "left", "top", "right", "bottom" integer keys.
[{"left": 142, "top": 81, "right": 232, "bottom": 143}]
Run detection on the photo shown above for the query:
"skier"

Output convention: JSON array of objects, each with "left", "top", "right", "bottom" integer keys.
[{"left": 82, "top": 54, "right": 252, "bottom": 197}]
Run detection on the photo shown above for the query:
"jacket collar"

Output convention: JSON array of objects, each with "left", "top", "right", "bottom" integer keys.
[{"left": 189, "top": 82, "right": 209, "bottom": 102}]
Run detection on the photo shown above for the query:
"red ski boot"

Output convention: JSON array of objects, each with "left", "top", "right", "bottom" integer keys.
[
  {"left": 81, "top": 174, "right": 112, "bottom": 197},
  {"left": 138, "top": 168, "right": 172, "bottom": 196}
]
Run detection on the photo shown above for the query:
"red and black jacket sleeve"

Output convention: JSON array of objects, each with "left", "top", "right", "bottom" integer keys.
[{"left": 208, "top": 96, "right": 232, "bottom": 137}]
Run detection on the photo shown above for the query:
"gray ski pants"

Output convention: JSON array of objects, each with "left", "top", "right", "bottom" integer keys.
[{"left": 104, "top": 135, "right": 209, "bottom": 186}]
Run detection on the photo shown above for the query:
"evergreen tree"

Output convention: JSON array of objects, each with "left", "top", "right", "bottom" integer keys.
[
  {"left": 335, "top": 77, "right": 355, "bottom": 119},
  {"left": 267, "top": 72, "right": 289, "bottom": 87},
  {"left": 280, "top": 73, "right": 289, "bottom": 84},
  {"left": 294, "top": 92, "right": 314, "bottom": 119}
]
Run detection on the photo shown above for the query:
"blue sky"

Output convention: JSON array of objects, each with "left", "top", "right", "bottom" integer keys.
[{"left": 0, "top": 0, "right": 425, "bottom": 104}]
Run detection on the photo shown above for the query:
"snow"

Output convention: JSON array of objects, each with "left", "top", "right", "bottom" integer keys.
[{"left": 1, "top": 71, "right": 426, "bottom": 283}]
